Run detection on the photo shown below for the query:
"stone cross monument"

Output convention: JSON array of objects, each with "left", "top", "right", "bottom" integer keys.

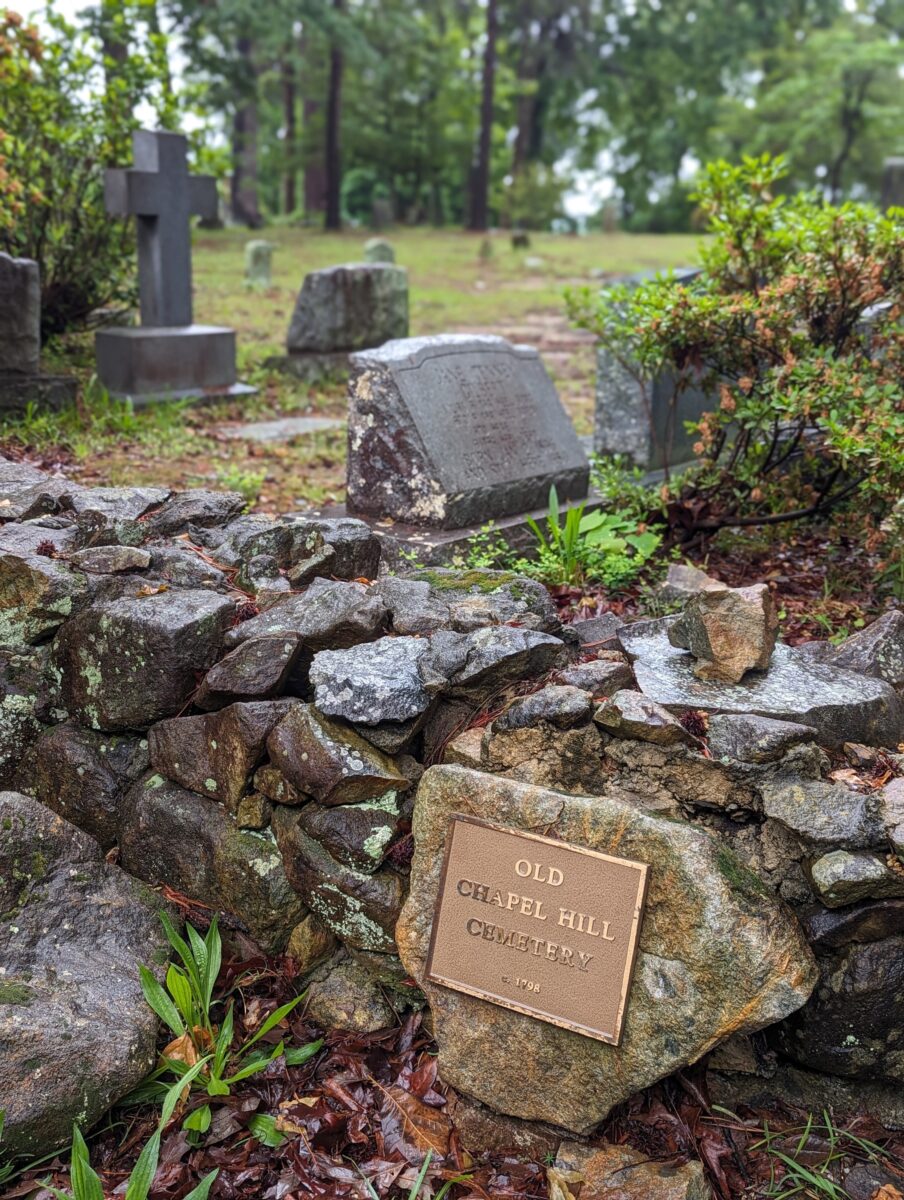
[{"left": 95, "top": 129, "right": 252, "bottom": 402}]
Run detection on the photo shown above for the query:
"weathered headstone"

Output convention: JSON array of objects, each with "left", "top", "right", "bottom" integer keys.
[
  {"left": 244, "top": 239, "right": 274, "bottom": 289},
  {"left": 346, "top": 334, "right": 589, "bottom": 530},
  {"left": 268, "top": 262, "right": 408, "bottom": 381},
  {"left": 0, "top": 253, "right": 77, "bottom": 411},
  {"left": 881, "top": 157, "right": 904, "bottom": 211},
  {"left": 363, "top": 237, "right": 395, "bottom": 264},
  {"left": 594, "top": 267, "right": 710, "bottom": 473},
  {"left": 95, "top": 129, "right": 253, "bottom": 403}
]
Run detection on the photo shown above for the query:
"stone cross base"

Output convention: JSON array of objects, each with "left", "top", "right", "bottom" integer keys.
[
  {"left": 95, "top": 325, "right": 254, "bottom": 403},
  {"left": 306, "top": 495, "right": 602, "bottom": 570},
  {"left": 0, "top": 372, "right": 78, "bottom": 414}
]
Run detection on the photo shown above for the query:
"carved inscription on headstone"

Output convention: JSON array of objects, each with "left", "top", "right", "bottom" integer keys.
[
  {"left": 426, "top": 815, "right": 648, "bottom": 1044},
  {"left": 347, "top": 335, "right": 590, "bottom": 528}
]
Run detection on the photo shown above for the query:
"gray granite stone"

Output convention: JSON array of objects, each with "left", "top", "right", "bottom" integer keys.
[
  {"left": 760, "top": 777, "right": 885, "bottom": 850},
  {"left": 707, "top": 714, "right": 817, "bottom": 764},
  {"left": 594, "top": 688, "right": 695, "bottom": 746},
  {"left": 494, "top": 684, "right": 592, "bottom": 732},
  {"left": 347, "top": 335, "right": 589, "bottom": 528},
  {"left": 558, "top": 659, "right": 634, "bottom": 694},
  {"left": 225, "top": 578, "right": 388, "bottom": 651},
  {"left": 620, "top": 617, "right": 904, "bottom": 748},
  {"left": 829, "top": 612, "right": 904, "bottom": 688},
  {"left": 287, "top": 263, "right": 408, "bottom": 354},
  {"left": 69, "top": 545, "right": 152, "bottom": 574},
  {"left": 810, "top": 850, "right": 904, "bottom": 908},
  {"left": 0, "top": 253, "right": 40, "bottom": 374},
  {"left": 363, "top": 238, "right": 395, "bottom": 264},
  {"left": 311, "top": 636, "right": 436, "bottom": 724}
]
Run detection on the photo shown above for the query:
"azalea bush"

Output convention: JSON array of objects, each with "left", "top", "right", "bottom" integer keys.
[
  {"left": 0, "top": 5, "right": 174, "bottom": 337},
  {"left": 567, "top": 155, "right": 904, "bottom": 539}
]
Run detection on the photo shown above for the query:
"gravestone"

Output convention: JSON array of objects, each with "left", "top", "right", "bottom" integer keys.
[
  {"left": 95, "top": 129, "right": 253, "bottom": 403},
  {"left": 0, "top": 253, "right": 77, "bottom": 412},
  {"left": 343, "top": 334, "right": 589, "bottom": 552},
  {"left": 881, "top": 158, "right": 904, "bottom": 211},
  {"left": 594, "top": 268, "right": 712, "bottom": 473},
  {"left": 244, "top": 239, "right": 274, "bottom": 289},
  {"left": 363, "top": 237, "right": 395, "bottom": 264},
  {"left": 267, "top": 262, "right": 408, "bottom": 382}
]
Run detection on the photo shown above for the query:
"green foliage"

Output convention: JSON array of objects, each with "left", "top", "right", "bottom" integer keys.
[
  {"left": 46, "top": 1064, "right": 218, "bottom": 1200},
  {"left": 567, "top": 155, "right": 904, "bottom": 535},
  {"left": 0, "top": 5, "right": 176, "bottom": 337},
  {"left": 132, "top": 913, "right": 320, "bottom": 1113},
  {"left": 215, "top": 463, "right": 267, "bottom": 505},
  {"left": 456, "top": 486, "right": 662, "bottom": 590}
]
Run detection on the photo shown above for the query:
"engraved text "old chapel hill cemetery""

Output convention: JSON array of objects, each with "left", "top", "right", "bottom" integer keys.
[{"left": 425, "top": 816, "right": 649, "bottom": 1045}]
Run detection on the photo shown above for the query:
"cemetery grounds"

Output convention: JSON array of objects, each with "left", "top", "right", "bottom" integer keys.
[{"left": 0, "top": 225, "right": 885, "bottom": 642}]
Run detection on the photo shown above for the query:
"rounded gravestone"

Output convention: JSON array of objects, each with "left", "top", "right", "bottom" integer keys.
[
  {"left": 364, "top": 237, "right": 395, "bottom": 264},
  {"left": 244, "top": 239, "right": 274, "bottom": 289}
]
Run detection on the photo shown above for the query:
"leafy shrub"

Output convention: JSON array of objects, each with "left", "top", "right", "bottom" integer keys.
[
  {"left": 567, "top": 155, "right": 904, "bottom": 537},
  {"left": 0, "top": 6, "right": 174, "bottom": 337}
]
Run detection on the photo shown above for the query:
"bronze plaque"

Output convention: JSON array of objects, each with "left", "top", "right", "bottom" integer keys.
[{"left": 425, "top": 815, "right": 649, "bottom": 1045}]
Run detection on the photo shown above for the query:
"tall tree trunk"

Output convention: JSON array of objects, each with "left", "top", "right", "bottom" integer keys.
[
  {"left": 231, "top": 37, "right": 263, "bottom": 228},
  {"left": 324, "top": 0, "right": 344, "bottom": 232},
  {"left": 283, "top": 54, "right": 298, "bottom": 215},
  {"left": 469, "top": 0, "right": 497, "bottom": 232}
]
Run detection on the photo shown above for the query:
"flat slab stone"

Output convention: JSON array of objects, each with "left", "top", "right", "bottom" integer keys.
[
  {"left": 397, "top": 765, "right": 815, "bottom": 1135},
  {"left": 620, "top": 618, "right": 904, "bottom": 748},
  {"left": 347, "top": 335, "right": 589, "bottom": 529},
  {"left": 221, "top": 415, "right": 343, "bottom": 442}
]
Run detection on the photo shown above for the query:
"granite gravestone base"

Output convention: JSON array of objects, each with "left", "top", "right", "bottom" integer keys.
[
  {"left": 95, "top": 129, "right": 253, "bottom": 404},
  {"left": 0, "top": 253, "right": 76, "bottom": 413},
  {"left": 266, "top": 263, "right": 409, "bottom": 383},
  {"left": 313, "top": 334, "right": 591, "bottom": 566}
]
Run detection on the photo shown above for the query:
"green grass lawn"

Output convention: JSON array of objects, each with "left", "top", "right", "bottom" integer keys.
[{"left": 7, "top": 228, "right": 702, "bottom": 511}]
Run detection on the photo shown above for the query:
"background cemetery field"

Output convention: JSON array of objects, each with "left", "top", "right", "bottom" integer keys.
[{"left": 2, "top": 228, "right": 699, "bottom": 513}]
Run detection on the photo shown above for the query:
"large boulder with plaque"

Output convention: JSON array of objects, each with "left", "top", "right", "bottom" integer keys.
[{"left": 397, "top": 764, "right": 816, "bottom": 1135}]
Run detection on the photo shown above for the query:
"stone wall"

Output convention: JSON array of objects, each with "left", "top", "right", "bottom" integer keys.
[{"left": 3, "top": 455, "right": 904, "bottom": 1145}]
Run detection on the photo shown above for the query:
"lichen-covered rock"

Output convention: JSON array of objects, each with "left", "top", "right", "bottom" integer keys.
[
  {"left": 235, "top": 791, "right": 271, "bottom": 829},
  {"left": 305, "top": 955, "right": 396, "bottom": 1033},
  {"left": 829, "top": 611, "right": 904, "bottom": 687},
  {"left": 622, "top": 618, "right": 904, "bottom": 748},
  {"left": 283, "top": 514, "right": 381, "bottom": 580},
  {"left": 657, "top": 561, "right": 718, "bottom": 604},
  {"left": 494, "top": 685, "right": 592, "bottom": 732},
  {"left": 0, "top": 552, "right": 88, "bottom": 648},
  {"left": 775, "top": 935, "right": 904, "bottom": 1083},
  {"left": 254, "top": 762, "right": 306, "bottom": 806},
  {"left": 225, "top": 578, "right": 388, "bottom": 651},
  {"left": 142, "top": 489, "right": 246, "bottom": 537},
  {"left": 375, "top": 568, "right": 560, "bottom": 636},
  {"left": 706, "top": 713, "right": 817, "bottom": 763},
  {"left": 148, "top": 544, "right": 228, "bottom": 589},
  {"left": 571, "top": 612, "right": 624, "bottom": 650},
  {"left": 0, "top": 650, "right": 48, "bottom": 785},
  {"left": 272, "top": 807, "right": 404, "bottom": 951},
  {"left": 195, "top": 634, "right": 301, "bottom": 709},
  {"left": 311, "top": 636, "right": 437, "bottom": 725},
  {"left": 427, "top": 625, "right": 566, "bottom": 701},
  {"left": 397, "top": 765, "right": 816, "bottom": 1134},
  {"left": 558, "top": 659, "right": 634, "bottom": 695},
  {"left": 881, "top": 777, "right": 904, "bottom": 858},
  {"left": 297, "top": 790, "right": 402, "bottom": 873},
  {"left": 287, "top": 913, "right": 337, "bottom": 973},
  {"left": 550, "top": 1141, "right": 712, "bottom": 1200},
  {"left": 484, "top": 724, "right": 606, "bottom": 794},
  {"left": 267, "top": 703, "right": 407, "bottom": 805},
  {"left": 669, "top": 582, "right": 778, "bottom": 683},
  {"left": 0, "top": 792, "right": 167, "bottom": 1156},
  {"left": 17, "top": 722, "right": 148, "bottom": 848},
  {"left": 55, "top": 589, "right": 234, "bottom": 731},
  {"left": 809, "top": 850, "right": 904, "bottom": 907},
  {"left": 760, "top": 777, "right": 885, "bottom": 850},
  {"left": 120, "top": 773, "right": 305, "bottom": 951},
  {"left": 68, "top": 545, "right": 152, "bottom": 574},
  {"left": 594, "top": 689, "right": 694, "bottom": 747},
  {"left": 149, "top": 701, "right": 291, "bottom": 811},
  {"left": 287, "top": 263, "right": 409, "bottom": 354}
]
